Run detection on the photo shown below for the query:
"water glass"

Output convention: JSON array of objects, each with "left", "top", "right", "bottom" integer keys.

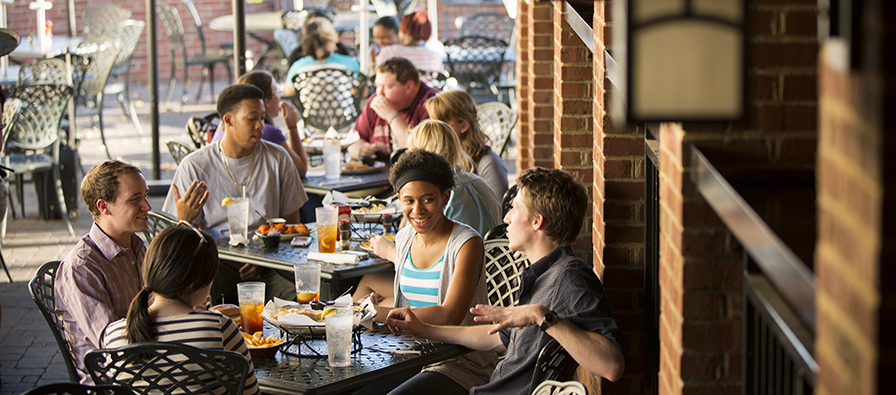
[
  {"left": 316, "top": 206, "right": 338, "bottom": 253},
  {"left": 325, "top": 306, "right": 353, "bottom": 367},
  {"left": 237, "top": 282, "right": 265, "bottom": 334},
  {"left": 294, "top": 262, "right": 321, "bottom": 303},
  {"left": 226, "top": 197, "right": 250, "bottom": 241}
]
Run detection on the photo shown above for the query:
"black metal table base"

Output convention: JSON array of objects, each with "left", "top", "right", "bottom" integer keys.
[{"left": 278, "top": 326, "right": 363, "bottom": 358}]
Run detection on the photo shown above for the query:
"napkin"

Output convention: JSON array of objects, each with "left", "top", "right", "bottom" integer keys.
[
  {"left": 322, "top": 190, "right": 351, "bottom": 206},
  {"left": 229, "top": 234, "right": 249, "bottom": 247},
  {"left": 357, "top": 294, "right": 378, "bottom": 330},
  {"left": 307, "top": 252, "right": 360, "bottom": 264}
]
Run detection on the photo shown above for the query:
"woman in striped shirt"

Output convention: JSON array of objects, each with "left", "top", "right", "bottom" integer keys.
[
  {"left": 356, "top": 149, "right": 497, "bottom": 395},
  {"left": 102, "top": 223, "right": 260, "bottom": 395}
]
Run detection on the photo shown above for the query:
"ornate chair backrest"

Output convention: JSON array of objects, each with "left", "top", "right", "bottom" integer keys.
[
  {"left": 443, "top": 35, "right": 508, "bottom": 89},
  {"left": 529, "top": 339, "right": 580, "bottom": 394},
  {"left": 273, "top": 28, "right": 300, "bottom": 59},
  {"left": 104, "top": 20, "right": 146, "bottom": 75},
  {"left": 180, "top": 0, "right": 210, "bottom": 55},
  {"left": 1, "top": 98, "right": 22, "bottom": 151},
  {"left": 74, "top": 33, "right": 123, "bottom": 97},
  {"left": 460, "top": 12, "right": 514, "bottom": 43},
  {"left": 5, "top": 83, "right": 73, "bottom": 151},
  {"left": 370, "top": 0, "right": 398, "bottom": 17},
  {"left": 484, "top": 238, "right": 530, "bottom": 308},
  {"left": 166, "top": 140, "right": 195, "bottom": 165},
  {"left": 17, "top": 58, "right": 69, "bottom": 86},
  {"left": 417, "top": 69, "right": 450, "bottom": 91},
  {"left": 85, "top": 342, "right": 250, "bottom": 395},
  {"left": 531, "top": 380, "right": 587, "bottom": 395},
  {"left": 142, "top": 210, "right": 178, "bottom": 242},
  {"left": 291, "top": 66, "right": 369, "bottom": 132},
  {"left": 28, "top": 260, "right": 81, "bottom": 382},
  {"left": 83, "top": 4, "right": 132, "bottom": 40},
  {"left": 477, "top": 102, "right": 517, "bottom": 157},
  {"left": 156, "top": 3, "right": 188, "bottom": 52},
  {"left": 185, "top": 115, "right": 216, "bottom": 148},
  {"left": 282, "top": 8, "right": 337, "bottom": 30}
]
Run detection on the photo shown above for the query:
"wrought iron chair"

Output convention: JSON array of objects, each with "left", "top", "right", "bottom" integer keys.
[
  {"left": 166, "top": 140, "right": 194, "bottom": 165},
  {"left": 531, "top": 380, "right": 587, "bottom": 395},
  {"left": 282, "top": 8, "right": 337, "bottom": 30},
  {"left": 82, "top": 4, "right": 132, "bottom": 40},
  {"left": 458, "top": 12, "right": 515, "bottom": 43},
  {"left": 142, "top": 210, "right": 178, "bottom": 243},
  {"left": 443, "top": 35, "right": 508, "bottom": 95},
  {"left": 22, "top": 382, "right": 134, "bottom": 395},
  {"left": 185, "top": 113, "right": 217, "bottom": 148},
  {"left": 478, "top": 101, "right": 517, "bottom": 158},
  {"left": 290, "top": 66, "right": 369, "bottom": 135},
  {"left": 272, "top": 28, "right": 300, "bottom": 80},
  {"left": 71, "top": 32, "right": 124, "bottom": 159},
  {"left": 529, "top": 339, "right": 580, "bottom": 394},
  {"left": 418, "top": 69, "right": 451, "bottom": 91},
  {"left": 500, "top": 183, "right": 518, "bottom": 216},
  {"left": 484, "top": 238, "right": 529, "bottom": 308},
  {"left": 16, "top": 58, "right": 70, "bottom": 86},
  {"left": 157, "top": 1, "right": 233, "bottom": 106},
  {"left": 29, "top": 260, "right": 81, "bottom": 383},
  {"left": 85, "top": 342, "right": 250, "bottom": 395},
  {"left": 102, "top": 20, "right": 147, "bottom": 138},
  {"left": 0, "top": 99, "right": 21, "bottom": 281},
  {"left": 2, "top": 83, "right": 76, "bottom": 237}
]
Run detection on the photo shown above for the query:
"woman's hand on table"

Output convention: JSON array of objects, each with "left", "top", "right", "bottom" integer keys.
[
  {"left": 370, "top": 235, "right": 396, "bottom": 262},
  {"left": 470, "top": 304, "right": 549, "bottom": 335},
  {"left": 173, "top": 180, "right": 208, "bottom": 222}
]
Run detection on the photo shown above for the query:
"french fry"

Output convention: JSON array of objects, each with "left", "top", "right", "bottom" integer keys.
[{"left": 241, "top": 332, "right": 282, "bottom": 348}]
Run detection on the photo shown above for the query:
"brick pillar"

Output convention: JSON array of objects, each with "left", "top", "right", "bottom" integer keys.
[
  {"left": 553, "top": 1, "right": 592, "bottom": 262},
  {"left": 514, "top": 0, "right": 531, "bottom": 170},
  {"left": 519, "top": 0, "right": 553, "bottom": 172}
]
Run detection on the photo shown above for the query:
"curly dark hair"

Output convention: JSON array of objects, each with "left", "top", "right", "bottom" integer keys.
[
  {"left": 216, "top": 84, "right": 264, "bottom": 118},
  {"left": 389, "top": 149, "right": 455, "bottom": 192}
]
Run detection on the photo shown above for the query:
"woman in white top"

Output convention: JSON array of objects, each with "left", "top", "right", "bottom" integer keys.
[
  {"left": 102, "top": 223, "right": 260, "bottom": 395},
  {"left": 375, "top": 11, "right": 443, "bottom": 72}
]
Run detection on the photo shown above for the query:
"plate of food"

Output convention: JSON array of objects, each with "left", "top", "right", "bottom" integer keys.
[
  {"left": 359, "top": 240, "right": 374, "bottom": 252},
  {"left": 342, "top": 161, "right": 387, "bottom": 175},
  {"left": 256, "top": 223, "right": 312, "bottom": 239},
  {"left": 351, "top": 204, "right": 396, "bottom": 222},
  {"left": 241, "top": 332, "right": 284, "bottom": 359},
  {"left": 262, "top": 298, "right": 375, "bottom": 334}
]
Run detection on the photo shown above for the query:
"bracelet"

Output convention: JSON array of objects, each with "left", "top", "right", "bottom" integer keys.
[
  {"left": 288, "top": 126, "right": 299, "bottom": 131},
  {"left": 387, "top": 112, "right": 401, "bottom": 124}
]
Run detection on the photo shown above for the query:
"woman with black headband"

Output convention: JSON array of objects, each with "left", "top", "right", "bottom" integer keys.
[
  {"left": 102, "top": 223, "right": 260, "bottom": 395},
  {"left": 352, "top": 149, "right": 497, "bottom": 395}
]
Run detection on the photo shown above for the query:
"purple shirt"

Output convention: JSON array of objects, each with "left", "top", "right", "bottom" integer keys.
[
  {"left": 55, "top": 223, "right": 146, "bottom": 383},
  {"left": 211, "top": 122, "right": 287, "bottom": 145},
  {"left": 354, "top": 82, "right": 439, "bottom": 161}
]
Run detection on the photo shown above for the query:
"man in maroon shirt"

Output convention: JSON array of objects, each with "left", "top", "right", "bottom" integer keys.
[{"left": 348, "top": 57, "right": 439, "bottom": 162}]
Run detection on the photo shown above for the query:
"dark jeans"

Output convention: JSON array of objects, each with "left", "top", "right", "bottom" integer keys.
[
  {"left": 211, "top": 259, "right": 296, "bottom": 305},
  {"left": 350, "top": 371, "right": 466, "bottom": 395}
]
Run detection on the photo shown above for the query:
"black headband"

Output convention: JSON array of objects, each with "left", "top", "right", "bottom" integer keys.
[{"left": 393, "top": 167, "right": 453, "bottom": 192}]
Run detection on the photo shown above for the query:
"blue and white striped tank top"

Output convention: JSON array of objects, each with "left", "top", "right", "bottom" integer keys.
[{"left": 398, "top": 249, "right": 445, "bottom": 308}]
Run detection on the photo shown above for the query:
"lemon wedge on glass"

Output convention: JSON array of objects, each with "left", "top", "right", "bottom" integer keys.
[
  {"left": 321, "top": 307, "right": 337, "bottom": 319},
  {"left": 221, "top": 197, "right": 235, "bottom": 207}
]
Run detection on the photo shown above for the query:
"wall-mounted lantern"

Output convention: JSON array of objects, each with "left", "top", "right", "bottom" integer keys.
[{"left": 612, "top": 0, "right": 747, "bottom": 123}]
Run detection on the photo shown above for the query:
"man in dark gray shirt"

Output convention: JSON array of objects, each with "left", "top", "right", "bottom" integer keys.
[{"left": 386, "top": 167, "right": 627, "bottom": 394}]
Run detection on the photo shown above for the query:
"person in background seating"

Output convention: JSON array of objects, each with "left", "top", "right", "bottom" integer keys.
[
  {"left": 284, "top": 18, "right": 361, "bottom": 97},
  {"left": 375, "top": 11, "right": 443, "bottom": 72},
  {"left": 56, "top": 160, "right": 152, "bottom": 383},
  {"left": 370, "top": 16, "right": 400, "bottom": 74},
  {"left": 386, "top": 167, "right": 627, "bottom": 395}
]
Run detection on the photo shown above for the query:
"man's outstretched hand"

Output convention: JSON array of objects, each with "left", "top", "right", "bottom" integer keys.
[
  {"left": 173, "top": 180, "right": 208, "bottom": 222},
  {"left": 470, "top": 304, "right": 550, "bottom": 335}
]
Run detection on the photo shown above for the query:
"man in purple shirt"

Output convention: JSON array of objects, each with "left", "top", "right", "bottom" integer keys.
[
  {"left": 55, "top": 160, "right": 152, "bottom": 383},
  {"left": 348, "top": 57, "right": 439, "bottom": 162}
]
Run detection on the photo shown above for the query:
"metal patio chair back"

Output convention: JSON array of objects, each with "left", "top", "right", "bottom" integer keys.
[
  {"left": 460, "top": 12, "right": 514, "bottom": 43},
  {"left": 28, "top": 260, "right": 81, "bottom": 382},
  {"left": 484, "top": 238, "right": 530, "bottom": 308},
  {"left": 85, "top": 342, "right": 250, "bottom": 395},
  {"left": 531, "top": 380, "right": 587, "bottom": 395},
  {"left": 142, "top": 210, "right": 178, "bottom": 243},
  {"left": 2, "top": 83, "right": 76, "bottom": 237},
  {"left": 185, "top": 114, "right": 217, "bottom": 148},
  {"left": 291, "top": 66, "right": 369, "bottom": 133},
  {"left": 17, "top": 58, "right": 70, "bottom": 86},
  {"left": 102, "top": 20, "right": 147, "bottom": 139},
  {"left": 83, "top": 4, "right": 132, "bottom": 40},
  {"left": 529, "top": 339, "right": 580, "bottom": 394},
  {"left": 477, "top": 101, "right": 517, "bottom": 158},
  {"left": 443, "top": 35, "right": 508, "bottom": 93},
  {"left": 22, "top": 382, "right": 134, "bottom": 395},
  {"left": 166, "top": 140, "right": 195, "bottom": 165},
  {"left": 71, "top": 32, "right": 123, "bottom": 159},
  {"left": 282, "top": 8, "right": 337, "bottom": 30},
  {"left": 418, "top": 69, "right": 451, "bottom": 91},
  {"left": 156, "top": 1, "right": 233, "bottom": 105}
]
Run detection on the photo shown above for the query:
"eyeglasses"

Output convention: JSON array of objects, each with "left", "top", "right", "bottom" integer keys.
[{"left": 178, "top": 220, "right": 208, "bottom": 256}]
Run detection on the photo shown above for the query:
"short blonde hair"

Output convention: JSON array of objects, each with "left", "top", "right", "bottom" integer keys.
[
  {"left": 424, "top": 90, "right": 488, "bottom": 161},
  {"left": 408, "top": 119, "right": 475, "bottom": 172}
]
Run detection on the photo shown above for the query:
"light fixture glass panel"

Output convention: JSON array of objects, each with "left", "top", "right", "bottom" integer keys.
[
  {"left": 693, "top": 0, "right": 744, "bottom": 23},
  {"left": 632, "top": 21, "right": 742, "bottom": 119},
  {"left": 632, "top": 0, "right": 685, "bottom": 25}
]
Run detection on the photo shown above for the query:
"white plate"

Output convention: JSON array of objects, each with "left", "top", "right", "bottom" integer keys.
[
  {"left": 255, "top": 224, "right": 312, "bottom": 239},
  {"left": 341, "top": 161, "right": 387, "bottom": 175},
  {"left": 351, "top": 206, "right": 396, "bottom": 222}
]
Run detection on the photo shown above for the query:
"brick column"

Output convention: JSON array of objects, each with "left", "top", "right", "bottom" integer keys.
[
  {"left": 514, "top": 0, "right": 530, "bottom": 170},
  {"left": 518, "top": 0, "right": 553, "bottom": 172}
]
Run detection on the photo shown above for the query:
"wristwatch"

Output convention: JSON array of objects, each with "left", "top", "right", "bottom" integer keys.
[{"left": 540, "top": 311, "right": 558, "bottom": 331}]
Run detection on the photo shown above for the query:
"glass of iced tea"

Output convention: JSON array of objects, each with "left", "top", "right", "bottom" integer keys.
[
  {"left": 294, "top": 262, "right": 321, "bottom": 303},
  {"left": 237, "top": 281, "right": 265, "bottom": 334},
  {"left": 316, "top": 206, "right": 338, "bottom": 253}
]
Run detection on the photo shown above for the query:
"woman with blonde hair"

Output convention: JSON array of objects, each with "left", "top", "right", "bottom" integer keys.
[{"left": 425, "top": 90, "right": 508, "bottom": 199}]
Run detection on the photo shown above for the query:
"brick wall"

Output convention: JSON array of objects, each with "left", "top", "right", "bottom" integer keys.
[
  {"left": 518, "top": 0, "right": 552, "bottom": 172},
  {"left": 656, "top": 0, "right": 819, "bottom": 394},
  {"left": 514, "top": 0, "right": 529, "bottom": 169}
]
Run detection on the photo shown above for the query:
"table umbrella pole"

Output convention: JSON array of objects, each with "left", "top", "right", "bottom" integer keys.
[{"left": 233, "top": 0, "right": 247, "bottom": 78}]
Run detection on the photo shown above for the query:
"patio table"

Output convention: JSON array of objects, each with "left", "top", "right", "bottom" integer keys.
[
  {"left": 256, "top": 324, "right": 470, "bottom": 394},
  {"left": 303, "top": 167, "right": 392, "bottom": 196},
  {"left": 215, "top": 233, "right": 392, "bottom": 300}
]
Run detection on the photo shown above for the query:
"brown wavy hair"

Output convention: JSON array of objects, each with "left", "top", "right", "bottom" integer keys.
[
  {"left": 516, "top": 167, "right": 588, "bottom": 246},
  {"left": 400, "top": 11, "right": 432, "bottom": 42},
  {"left": 301, "top": 18, "right": 338, "bottom": 61},
  {"left": 425, "top": 90, "right": 488, "bottom": 162},
  {"left": 81, "top": 160, "right": 142, "bottom": 221}
]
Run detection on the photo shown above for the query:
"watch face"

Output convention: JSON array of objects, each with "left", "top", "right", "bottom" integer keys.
[{"left": 541, "top": 311, "right": 557, "bottom": 331}]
